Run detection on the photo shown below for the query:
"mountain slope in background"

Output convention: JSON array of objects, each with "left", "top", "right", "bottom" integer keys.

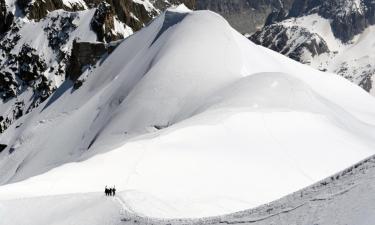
[
  {"left": 3, "top": 0, "right": 375, "bottom": 137},
  {"left": 0, "top": 0, "right": 195, "bottom": 134},
  {"left": 250, "top": 0, "right": 375, "bottom": 95},
  {"left": 0, "top": 8, "right": 375, "bottom": 220},
  {"left": 195, "top": 0, "right": 295, "bottom": 34}
]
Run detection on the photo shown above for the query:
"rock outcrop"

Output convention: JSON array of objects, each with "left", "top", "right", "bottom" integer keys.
[
  {"left": 17, "top": 0, "right": 86, "bottom": 21},
  {"left": 67, "top": 40, "right": 111, "bottom": 80},
  {"left": 0, "top": 0, "right": 196, "bottom": 134},
  {"left": 0, "top": 0, "right": 13, "bottom": 35},
  {"left": 251, "top": 0, "right": 375, "bottom": 95},
  {"left": 287, "top": 0, "right": 375, "bottom": 43},
  {"left": 250, "top": 24, "right": 330, "bottom": 64},
  {"left": 196, "top": 0, "right": 295, "bottom": 34}
]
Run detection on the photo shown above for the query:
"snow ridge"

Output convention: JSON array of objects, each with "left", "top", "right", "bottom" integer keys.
[{"left": 0, "top": 9, "right": 375, "bottom": 221}]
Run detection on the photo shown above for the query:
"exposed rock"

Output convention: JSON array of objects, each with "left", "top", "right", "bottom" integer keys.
[
  {"left": 196, "top": 0, "right": 295, "bottom": 34},
  {"left": 91, "top": 1, "right": 125, "bottom": 42},
  {"left": 359, "top": 74, "right": 373, "bottom": 92},
  {"left": 0, "top": 0, "right": 196, "bottom": 134},
  {"left": 0, "top": 0, "right": 13, "bottom": 35},
  {"left": 0, "top": 101, "right": 24, "bottom": 133},
  {"left": 265, "top": 8, "right": 288, "bottom": 25},
  {"left": 18, "top": 44, "right": 47, "bottom": 84},
  {"left": 17, "top": 0, "right": 86, "bottom": 21},
  {"left": 67, "top": 40, "right": 119, "bottom": 81},
  {"left": 251, "top": 1, "right": 375, "bottom": 95},
  {"left": 287, "top": 0, "right": 375, "bottom": 43},
  {"left": 44, "top": 13, "right": 78, "bottom": 51},
  {"left": 250, "top": 24, "right": 330, "bottom": 63},
  {"left": 0, "top": 144, "right": 6, "bottom": 153},
  {"left": 107, "top": 0, "right": 155, "bottom": 31},
  {"left": 0, "top": 71, "right": 18, "bottom": 99}
]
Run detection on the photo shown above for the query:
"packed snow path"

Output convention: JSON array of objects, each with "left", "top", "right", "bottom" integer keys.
[
  {"left": 1, "top": 154, "right": 374, "bottom": 225},
  {"left": 120, "top": 155, "right": 375, "bottom": 225}
]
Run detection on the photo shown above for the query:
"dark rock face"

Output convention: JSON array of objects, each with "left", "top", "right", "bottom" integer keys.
[
  {"left": 250, "top": 24, "right": 330, "bottom": 63},
  {"left": 0, "top": 0, "right": 196, "bottom": 134},
  {"left": 67, "top": 40, "right": 121, "bottom": 88},
  {"left": 17, "top": 0, "right": 85, "bottom": 21},
  {"left": 44, "top": 13, "right": 78, "bottom": 51},
  {"left": 359, "top": 74, "right": 373, "bottom": 92},
  {"left": 18, "top": 44, "right": 47, "bottom": 83},
  {"left": 101, "top": 0, "right": 184, "bottom": 32},
  {"left": 0, "top": 0, "right": 13, "bottom": 35},
  {"left": 196, "top": 0, "right": 295, "bottom": 34},
  {"left": 0, "top": 71, "right": 18, "bottom": 99},
  {"left": 0, "top": 100, "right": 24, "bottom": 133},
  {"left": 265, "top": 8, "right": 289, "bottom": 25},
  {"left": 67, "top": 40, "right": 107, "bottom": 81},
  {"left": 91, "top": 1, "right": 124, "bottom": 42},
  {"left": 337, "top": 62, "right": 375, "bottom": 93},
  {"left": 0, "top": 144, "right": 6, "bottom": 153},
  {"left": 251, "top": 0, "right": 375, "bottom": 95},
  {"left": 19, "top": 0, "right": 196, "bottom": 31},
  {"left": 287, "top": 0, "right": 375, "bottom": 43}
]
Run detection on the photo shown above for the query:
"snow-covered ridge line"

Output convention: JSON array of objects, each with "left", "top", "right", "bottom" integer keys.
[
  {"left": 1, "top": 9, "right": 375, "bottom": 220},
  {"left": 117, "top": 153, "right": 375, "bottom": 223},
  {"left": 0, "top": 0, "right": 195, "bottom": 135},
  {"left": 1, "top": 153, "right": 374, "bottom": 224}
]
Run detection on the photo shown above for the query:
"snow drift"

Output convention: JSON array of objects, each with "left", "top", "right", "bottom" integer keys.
[{"left": 1, "top": 6, "right": 375, "bottom": 219}]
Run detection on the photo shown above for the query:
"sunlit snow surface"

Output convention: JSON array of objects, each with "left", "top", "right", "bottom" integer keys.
[{"left": 1, "top": 8, "right": 375, "bottom": 221}]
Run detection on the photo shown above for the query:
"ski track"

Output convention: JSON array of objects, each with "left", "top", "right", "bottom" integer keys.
[{"left": 111, "top": 155, "right": 375, "bottom": 225}]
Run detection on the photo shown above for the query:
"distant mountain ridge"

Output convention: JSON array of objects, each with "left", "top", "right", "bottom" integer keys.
[
  {"left": 250, "top": 0, "right": 375, "bottom": 95},
  {"left": 195, "top": 0, "right": 295, "bottom": 34}
]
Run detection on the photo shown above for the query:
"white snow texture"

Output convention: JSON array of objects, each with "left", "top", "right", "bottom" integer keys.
[{"left": 1, "top": 8, "right": 375, "bottom": 223}]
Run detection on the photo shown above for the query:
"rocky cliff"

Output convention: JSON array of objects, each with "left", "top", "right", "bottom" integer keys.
[
  {"left": 195, "top": 0, "right": 294, "bottom": 34},
  {"left": 251, "top": 0, "right": 375, "bottom": 94},
  {"left": 0, "top": 0, "right": 13, "bottom": 35},
  {"left": 287, "top": 0, "right": 375, "bottom": 43},
  {"left": 0, "top": 0, "right": 195, "bottom": 134}
]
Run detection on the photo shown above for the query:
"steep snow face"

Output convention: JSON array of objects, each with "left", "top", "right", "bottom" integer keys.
[
  {"left": 0, "top": 9, "right": 375, "bottom": 218},
  {"left": 0, "top": 9, "right": 100, "bottom": 133},
  {"left": 251, "top": 13, "right": 375, "bottom": 95},
  {"left": 0, "top": 0, "right": 195, "bottom": 137}
]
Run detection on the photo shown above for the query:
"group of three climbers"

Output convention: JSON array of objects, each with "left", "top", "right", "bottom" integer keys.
[{"left": 104, "top": 186, "right": 116, "bottom": 196}]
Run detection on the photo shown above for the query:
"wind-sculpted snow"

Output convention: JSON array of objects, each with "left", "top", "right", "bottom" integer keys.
[{"left": 1, "top": 8, "right": 375, "bottom": 220}]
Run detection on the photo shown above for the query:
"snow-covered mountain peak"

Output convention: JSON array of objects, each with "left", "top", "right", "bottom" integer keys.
[{"left": 1, "top": 9, "right": 375, "bottom": 220}]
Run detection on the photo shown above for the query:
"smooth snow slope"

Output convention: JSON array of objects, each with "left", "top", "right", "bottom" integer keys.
[{"left": 1, "top": 7, "right": 375, "bottom": 219}]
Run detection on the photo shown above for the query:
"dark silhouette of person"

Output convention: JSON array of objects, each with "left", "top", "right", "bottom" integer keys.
[
  {"left": 104, "top": 185, "right": 116, "bottom": 196},
  {"left": 112, "top": 186, "right": 116, "bottom": 196}
]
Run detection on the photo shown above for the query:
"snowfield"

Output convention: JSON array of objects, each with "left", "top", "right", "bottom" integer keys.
[{"left": 1, "top": 6, "right": 375, "bottom": 222}]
